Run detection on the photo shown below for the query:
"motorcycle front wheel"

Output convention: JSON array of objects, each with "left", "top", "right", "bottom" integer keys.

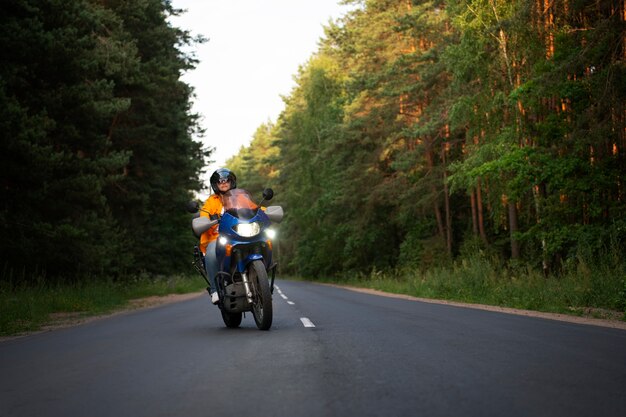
[
  {"left": 221, "top": 310, "right": 243, "bottom": 328},
  {"left": 249, "top": 260, "right": 273, "bottom": 330}
]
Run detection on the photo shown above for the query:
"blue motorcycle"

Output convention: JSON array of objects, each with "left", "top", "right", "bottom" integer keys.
[{"left": 188, "top": 188, "right": 283, "bottom": 330}]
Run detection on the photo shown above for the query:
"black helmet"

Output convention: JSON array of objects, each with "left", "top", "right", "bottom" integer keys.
[{"left": 210, "top": 168, "right": 237, "bottom": 194}]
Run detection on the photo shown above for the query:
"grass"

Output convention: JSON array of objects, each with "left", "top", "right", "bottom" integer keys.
[
  {"left": 0, "top": 274, "right": 206, "bottom": 336},
  {"left": 3, "top": 251, "right": 625, "bottom": 337},
  {"left": 310, "top": 252, "right": 626, "bottom": 322}
]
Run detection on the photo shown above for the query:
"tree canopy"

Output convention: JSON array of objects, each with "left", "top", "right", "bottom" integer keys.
[
  {"left": 230, "top": 0, "right": 626, "bottom": 277},
  {"left": 1, "top": 0, "right": 208, "bottom": 282},
  {"left": 3, "top": 0, "right": 625, "bottom": 283}
]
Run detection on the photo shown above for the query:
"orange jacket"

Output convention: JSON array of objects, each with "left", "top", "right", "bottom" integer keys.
[{"left": 199, "top": 194, "right": 223, "bottom": 254}]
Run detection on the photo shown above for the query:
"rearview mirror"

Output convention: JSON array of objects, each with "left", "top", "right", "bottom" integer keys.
[
  {"left": 262, "top": 188, "right": 274, "bottom": 201},
  {"left": 186, "top": 201, "right": 200, "bottom": 213}
]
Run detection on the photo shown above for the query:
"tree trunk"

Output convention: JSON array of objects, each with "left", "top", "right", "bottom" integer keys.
[
  {"left": 476, "top": 177, "right": 488, "bottom": 245},
  {"left": 533, "top": 183, "right": 549, "bottom": 274},
  {"left": 470, "top": 188, "right": 478, "bottom": 236},
  {"left": 426, "top": 148, "right": 445, "bottom": 241},
  {"left": 442, "top": 146, "right": 452, "bottom": 256},
  {"left": 508, "top": 200, "right": 520, "bottom": 259}
]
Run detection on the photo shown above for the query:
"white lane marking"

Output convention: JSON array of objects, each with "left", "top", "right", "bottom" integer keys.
[
  {"left": 275, "top": 285, "right": 289, "bottom": 300},
  {"left": 275, "top": 284, "right": 295, "bottom": 304},
  {"left": 300, "top": 317, "right": 315, "bottom": 328}
]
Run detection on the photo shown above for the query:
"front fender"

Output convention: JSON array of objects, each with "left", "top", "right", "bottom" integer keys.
[{"left": 238, "top": 254, "right": 264, "bottom": 273}]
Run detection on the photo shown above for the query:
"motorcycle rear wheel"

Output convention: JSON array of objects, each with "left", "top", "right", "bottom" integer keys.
[
  {"left": 250, "top": 260, "right": 273, "bottom": 330},
  {"left": 221, "top": 310, "right": 243, "bottom": 328}
]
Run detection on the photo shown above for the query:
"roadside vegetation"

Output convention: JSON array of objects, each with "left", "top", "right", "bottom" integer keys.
[
  {"left": 2, "top": 255, "right": 623, "bottom": 337},
  {"left": 228, "top": 1, "right": 626, "bottom": 325},
  {"left": 2, "top": 2, "right": 625, "bottom": 336},
  {"left": 0, "top": 1, "right": 208, "bottom": 337},
  {"left": 0, "top": 275, "right": 205, "bottom": 336},
  {"left": 316, "top": 241, "right": 626, "bottom": 322}
]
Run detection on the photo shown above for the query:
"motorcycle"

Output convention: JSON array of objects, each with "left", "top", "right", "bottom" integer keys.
[{"left": 187, "top": 188, "right": 283, "bottom": 330}]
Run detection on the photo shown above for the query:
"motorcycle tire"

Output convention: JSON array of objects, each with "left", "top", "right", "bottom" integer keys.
[
  {"left": 221, "top": 310, "right": 243, "bottom": 328},
  {"left": 249, "top": 260, "right": 273, "bottom": 330}
]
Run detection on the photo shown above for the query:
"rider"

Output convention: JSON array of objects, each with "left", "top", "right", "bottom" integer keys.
[{"left": 200, "top": 168, "right": 237, "bottom": 304}]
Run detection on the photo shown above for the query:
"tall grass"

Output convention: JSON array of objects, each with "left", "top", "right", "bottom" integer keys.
[
  {"left": 0, "top": 274, "right": 206, "bottom": 336},
  {"left": 3, "top": 245, "right": 624, "bottom": 337},
  {"left": 322, "top": 244, "right": 626, "bottom": 321}
]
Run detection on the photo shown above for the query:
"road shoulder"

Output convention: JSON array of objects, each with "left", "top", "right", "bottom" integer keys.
[
  {"left": 327, "top": 283, "right": 626, "bottom": 331},
  {"left": 0, "top": 292, "right": 205, "bottom": 342}
]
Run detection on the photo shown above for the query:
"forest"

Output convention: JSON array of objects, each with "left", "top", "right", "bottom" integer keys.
[
  {"left": 1, "top": 0, "right": 625, "bottom": 309},
  {"left": 228, "top": 0, "right": 626, "bottom": 289},
  {"left": 1, "top": 0, "right": 208, "bottom": 283}
]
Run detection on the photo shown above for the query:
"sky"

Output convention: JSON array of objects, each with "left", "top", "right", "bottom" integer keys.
[{"left": 169, "top": 1, "right": 354, "bottom": 184}]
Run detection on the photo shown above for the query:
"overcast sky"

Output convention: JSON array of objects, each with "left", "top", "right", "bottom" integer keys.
[{"left": 169, "top": 1, "right": 353, "bottom": 184}]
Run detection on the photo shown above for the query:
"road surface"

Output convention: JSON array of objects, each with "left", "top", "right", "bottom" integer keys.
[{"left": 1, "top": 280, "right": 625, "bottom": 417}]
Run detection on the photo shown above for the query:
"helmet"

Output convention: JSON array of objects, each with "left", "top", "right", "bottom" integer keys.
[{"left": 210, "top": 168, "right": 237, "bottom": 194}]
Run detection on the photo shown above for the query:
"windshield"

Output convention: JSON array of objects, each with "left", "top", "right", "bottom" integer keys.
[{"left": 221, "top": 189, "right": 259, "bottom": 219}]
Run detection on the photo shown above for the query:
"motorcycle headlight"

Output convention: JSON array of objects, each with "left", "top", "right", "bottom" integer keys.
[
  {"left": 265, "top": 228, "right": 276, "bottom": 239},
  {"left": 235, "top": 222, "right": 261, "bottom": 237}
]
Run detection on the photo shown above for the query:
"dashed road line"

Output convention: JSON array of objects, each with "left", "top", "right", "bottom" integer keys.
[
  {"left": 300, "top": 317, "right": 315, "bottom": 328},
  {"left": 276, "top": 285, "right": 312, "bottom": 326},
  {"left": 276, "top": 285, "right": 290, "bottom": 301}
]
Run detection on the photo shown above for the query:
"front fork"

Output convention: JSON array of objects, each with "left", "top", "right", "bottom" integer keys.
[
  {"left": 227, "top": 248, "right": 277, "bottom": 303},
  {"left": 241, "top": 271, "right": 253, "bottom": 303},
  {"left": 242, "top": 262, "right": 277, "bottom": 301}
]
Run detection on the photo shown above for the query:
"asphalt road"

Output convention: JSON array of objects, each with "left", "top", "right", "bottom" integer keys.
[{"left": 1, "top": 280, "right": 625, "bottom": 417}]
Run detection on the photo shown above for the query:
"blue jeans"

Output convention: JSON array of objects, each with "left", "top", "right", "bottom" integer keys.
[{"left": 204, "top": 240, "right": 218, "bottom": 295}]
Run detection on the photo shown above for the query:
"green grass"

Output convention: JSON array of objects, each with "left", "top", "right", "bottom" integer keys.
[
  {"left": 3, "top": 252, "right": 625, "bottom": 337},
  {"left": 309, "top": 253, "right": 626, "bottom": 322},
  {"left": 0, "top": 275, "right": 206, "bottom": 336}
]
